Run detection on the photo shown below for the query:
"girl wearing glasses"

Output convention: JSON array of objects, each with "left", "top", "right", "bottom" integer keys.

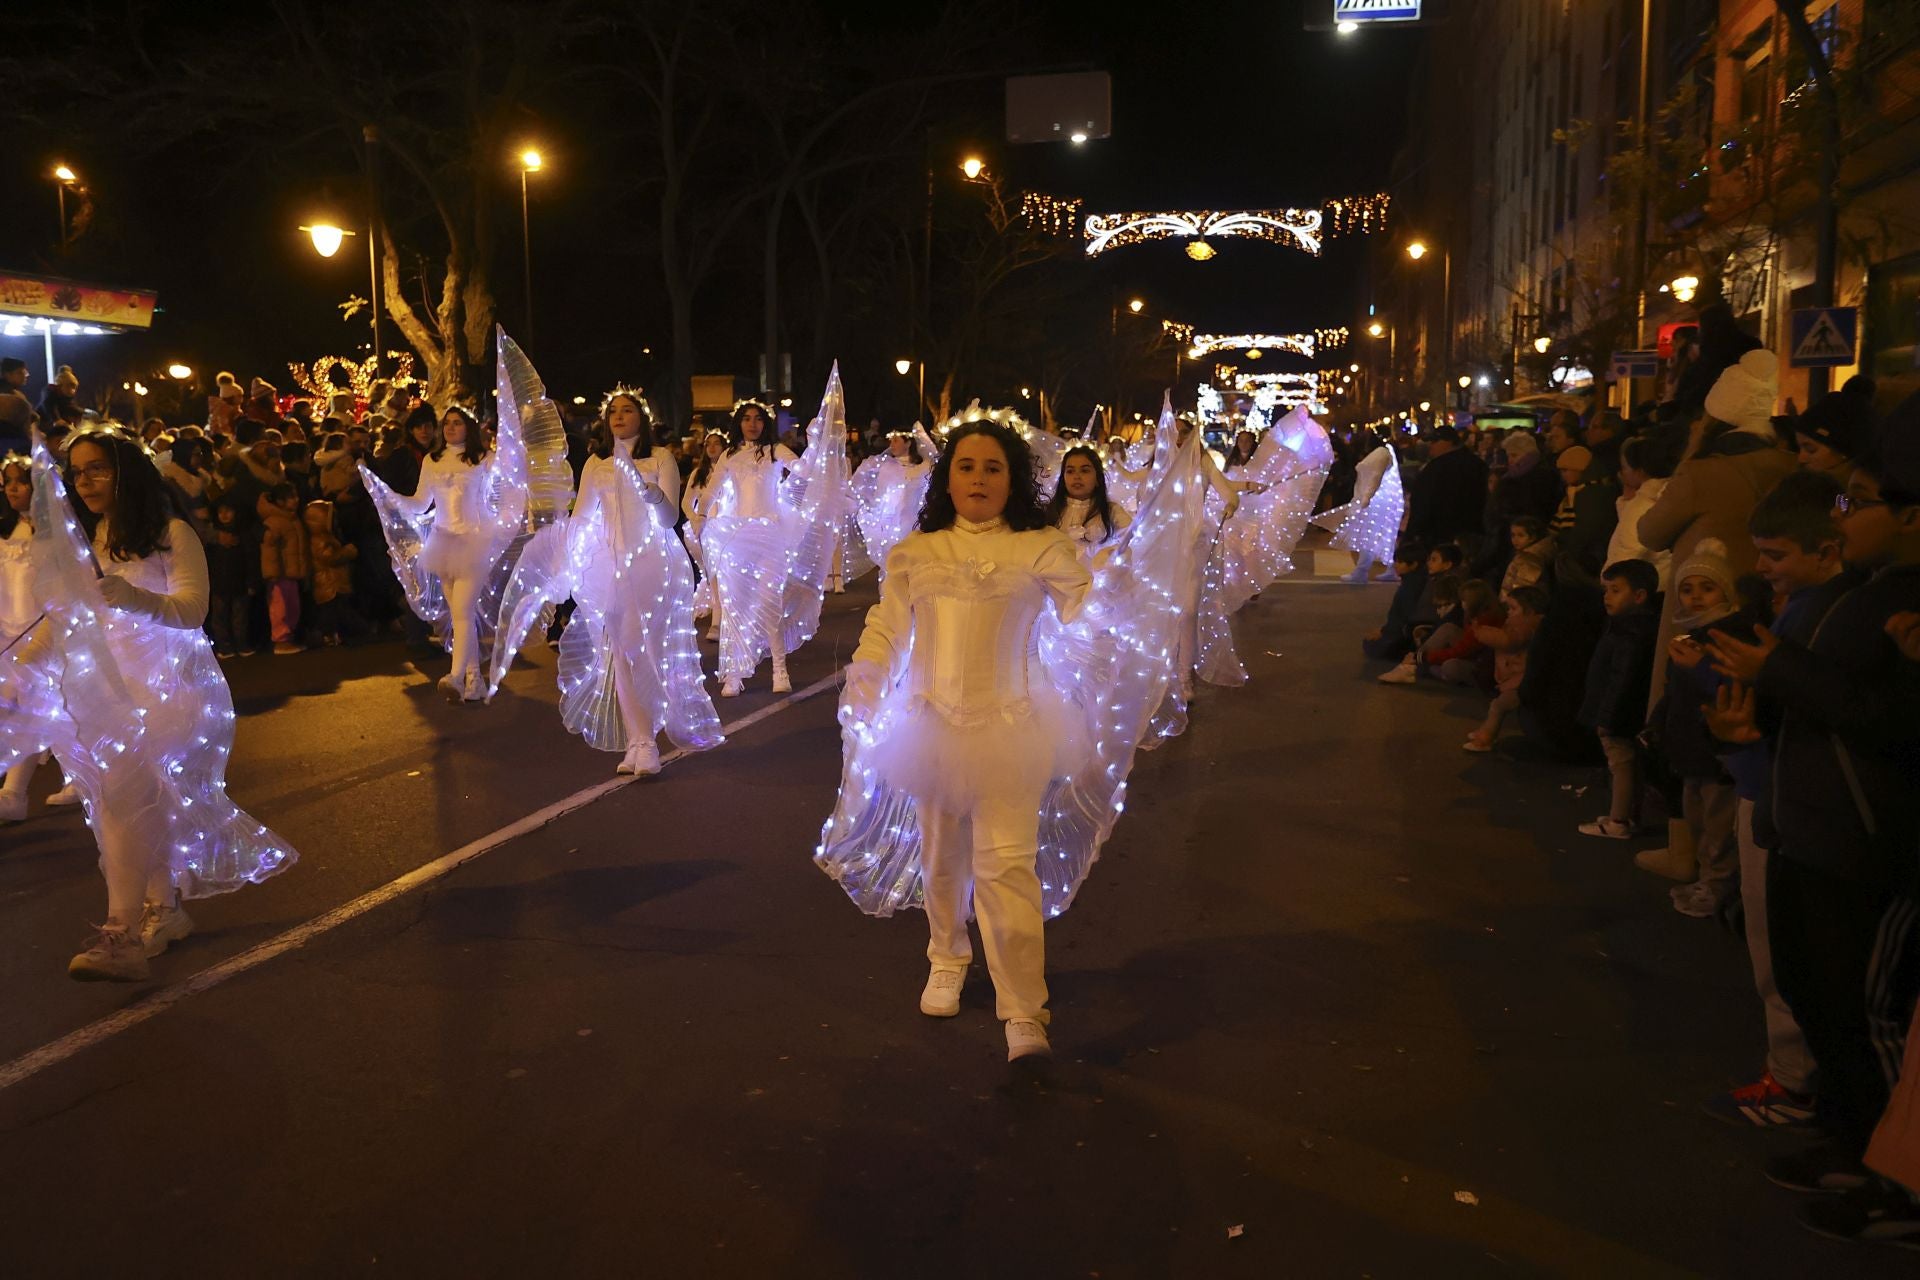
[{"left": 0, "top": 431, "right": 296, "bottom": 981}]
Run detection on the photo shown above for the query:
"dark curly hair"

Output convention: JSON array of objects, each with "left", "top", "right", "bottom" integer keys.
[
  {"left": 431, "top": 405, "right": 488, "bottom": 466},
  {"left": 63, "top": 428, "right": 176, "bottom": 562},
  {"left": 917, "top": 420, "right": 1048, "bottom": 533},
  {"left": 729, "top": 400, "right": 781, "bottom": 459},
  {"left": 590, "top": 391, "right": 656, "bottom": 459},
  {"left": 1043, "top": 444, "right": 1117, "bottom": 536}
]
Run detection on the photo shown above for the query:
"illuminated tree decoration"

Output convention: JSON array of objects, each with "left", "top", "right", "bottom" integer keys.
[
  {"left": 288, "top": 352, "right": 418, "bottom": 406},
  {"left": 1083, "top": 207, "right": 1322, "bottom": 258}
]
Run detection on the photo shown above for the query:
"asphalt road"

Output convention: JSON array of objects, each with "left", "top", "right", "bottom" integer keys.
[{"left": 0, "top": 574, "right": 1906, "bottom": 1278}]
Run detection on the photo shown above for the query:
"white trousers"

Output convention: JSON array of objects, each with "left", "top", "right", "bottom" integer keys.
[{"left": 921, "top": 794, "right": 1049, "bottom": 1023}]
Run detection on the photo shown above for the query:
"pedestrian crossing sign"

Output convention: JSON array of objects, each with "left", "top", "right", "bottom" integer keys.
[{"left": 1789, "top": 307, "right": 1857, "bottom": 368}]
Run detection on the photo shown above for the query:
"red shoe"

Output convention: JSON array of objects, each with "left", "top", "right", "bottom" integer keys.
[{"left": 1701, "top": 1071, "right": 1818, "bottom": 1129}]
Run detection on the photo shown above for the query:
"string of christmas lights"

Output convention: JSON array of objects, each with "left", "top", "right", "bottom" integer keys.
[
  {"left": 1020, "top": 191, "right": 1084, "bottom": 237},
  {"left": 1321, "top": 191, "right": 1392, "bottom": 239}
]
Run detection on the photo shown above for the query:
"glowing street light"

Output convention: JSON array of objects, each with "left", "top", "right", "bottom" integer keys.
[
  {"left": 1405, "top": 240, "right": 1428, "bottom": 261},
  {"left": 1533, "top": 335, "right": 1552, "bottom": 354},
  {"left": 960, "top": 155, "right": 985, "bottom": 180},
  {"left": 1367, "top": 320, "right": 1385, "bottom": 338},
  {"left": 166, "top": 363, "right": 192, "bottom": 380},
  {"left": 894, "top": 359, "right": 913, "bottom": 376},
  {"left": 1418, "top": 400, "right": 1432, "bottom": 412},
  {"left": 301, "top": 222, "right": 352, "bottom": 258},
  {"left": 1669, "top": 274, "right": 1700, "bottom": 303},
  {"left": 54, "top": 164, "right": 79, "bottom": 184},
  {"left": 1019, "top": 387, "right": 1032, "bottom": 398},
  {"left": 519, "top": 148, "right": 543, "bottom": 173},
  {"left": 1457, "top": 375, "right": 1471, "bottom": 388},
  {"left": 517, "top": 146, "right": 544, "bottom": 342},
  {"left": 1127, "top": 298, "right": 1145, "bottom": 314},
  {"left": 1349, "top": 362, "right": 1359, "bottom": 373}
]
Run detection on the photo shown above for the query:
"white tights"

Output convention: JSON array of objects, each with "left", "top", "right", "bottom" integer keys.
[
  {"left": 921, "top": 794, "right": 1048, "bottom": 1023},
  {"left": 443, "top": 572, "right": 482, "bottom": 683}
]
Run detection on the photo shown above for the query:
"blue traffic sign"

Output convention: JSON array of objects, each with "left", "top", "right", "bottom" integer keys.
[{"left": 1789, "top": 307, "right": 1858, "bottom": 368}]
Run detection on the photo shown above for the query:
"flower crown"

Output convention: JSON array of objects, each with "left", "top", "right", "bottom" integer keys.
[
  {"left": 599, "top": 384, "right": 655, "bottom": 422},
  {"left": 730, "top": 396, "right": 776, "bottom": 421}
]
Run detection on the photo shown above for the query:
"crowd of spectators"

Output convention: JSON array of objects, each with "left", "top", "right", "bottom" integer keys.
[{"left": 1353, "top": 304, "right": 1920, "bottom": 1249}]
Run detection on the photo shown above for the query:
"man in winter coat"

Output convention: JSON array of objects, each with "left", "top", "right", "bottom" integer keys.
[{"left": 1404, "top": 426, "right": 1489, "bottom": 552}]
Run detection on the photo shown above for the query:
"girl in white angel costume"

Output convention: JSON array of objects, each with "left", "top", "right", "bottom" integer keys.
[
  {"left": 488, "top": 387, "right": 723, "bottom": 777},
  {"left": 0, "top": 431, "right": 296, "bottom": 981},
  {"left": 1044, "top": 444, "right": 1132, "bottom": 563},
  {"left": 838, "top": 418, "right": 1091, "bottom": 1062}
]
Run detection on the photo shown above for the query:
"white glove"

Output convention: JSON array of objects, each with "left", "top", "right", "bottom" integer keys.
[
  {"left": 839, "top": 660, "right": 887, "bottom": 728},
  {"left": 96, "top": 573, "right": 140, "bottom": 612}
]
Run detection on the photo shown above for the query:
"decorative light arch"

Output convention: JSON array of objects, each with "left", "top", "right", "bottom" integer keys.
[{"left": 1084, "top": 207, "right": 1322, "bottom": 258}]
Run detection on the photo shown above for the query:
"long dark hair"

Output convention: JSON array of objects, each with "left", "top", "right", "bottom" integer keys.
[
  {"left": 687, "top": 431, "right": 726, "bottom": 492},
  {"left": 729, "top": 400, "right": 778, "bottom": 459},
  {"left": 63, "top": 428, "right": 175, "bottom": 562},
  {"left": 431, "top": 406, "right": 487, "bottom": 465},
  {"left": 1226, "top": 430, "right": 1258, "bottom": 468},
  {"left": 917, "top": 420, "right": 1048, "bottom": 533},
  {"left": 1044, "top": 444, "right": 1116, "bottom": 535},
  {"left": 590, "top": 392, "right": 656, "bottom": 459},
  {"left": 0, "top": 456, "right": 28, "bottom": 539}
]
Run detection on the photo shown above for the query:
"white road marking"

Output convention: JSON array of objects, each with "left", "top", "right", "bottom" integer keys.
[{"left": 0, "top": 670, "right": 845, "bottom": 1094}]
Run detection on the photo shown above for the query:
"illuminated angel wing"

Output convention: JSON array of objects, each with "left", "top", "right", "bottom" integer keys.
[
  {"left": 1312, "top": 442, "right": 1403, "bottom": 566},
  {"left": 359, "top": 461, "right": 447, "bottom": 628},
  {"left": 776, "top": 362, "right": 855, "bottom": 650},
  {"left": 483, "top": 521, "right": 572, "bottom": 698},
  {"left": 1213, "top": 408, "right": 1333, "bottom": 615}
]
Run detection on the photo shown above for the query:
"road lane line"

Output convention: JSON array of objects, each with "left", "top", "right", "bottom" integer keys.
[{"left": 0, "top": 670, "right": 845, "bottom": 1095}]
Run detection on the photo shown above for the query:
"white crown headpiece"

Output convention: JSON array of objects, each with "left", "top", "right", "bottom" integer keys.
[
  {"left": 933, "top": 400, "right": 1033, "bottom": 439},
  {"left": 599, "top": 383, "right": 654, "bottom": 422}
]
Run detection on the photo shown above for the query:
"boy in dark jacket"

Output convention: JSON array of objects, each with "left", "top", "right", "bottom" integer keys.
[
  {"left": 1362, "top": 538, "right": 1429, "bottom": 661},
  {"left": 205, "top": 501, "right": 257, "bottom": 659},
  {"left": 1706, "top": 410, "right": 1920, "bottom": 1219},
  {"left": 1577, "top": 558, "right": 1660, "bottom": 838}
]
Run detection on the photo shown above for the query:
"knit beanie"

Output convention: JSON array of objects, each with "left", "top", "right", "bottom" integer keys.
[
  {"left": 1703, "top": 349, "right": 1779, "bottom": 436},
  {"left": 55, "top": 364, "right": 79, "bottom": 394},
  {"left": 1793, "top": 385, "right": 1873, "bottom": 459},
  {"left": 1673, "top": 536, "right": 1740, "bottom": 629}
]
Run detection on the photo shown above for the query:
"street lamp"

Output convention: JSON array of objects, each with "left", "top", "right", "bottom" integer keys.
[
  {"left": 1127, "top": 298, "right": 1145, "bottom": 314},
  {"left": 894, "top": 358, "right": 912, "bottom": 376},
  {"left": 895, "top": 357, "right": 924, "bottom": 414},
  {"left": 1457, "top": 375, "right": 1471, "bottom": 388},
  {"left": 1418, "top": 400, "right": 1432, "bottom": 412},
  {"left": 1405, "top": 240, "right": 1428, "bottom": 261},
  {"left": 302, "top": 222, "right": 351, "bottom": 258},
  {"left": 1533, "top": 336, "right": 1553, "bottom": 354},
  {"left": 1669, "top": 274, "right": 1699, "bottom": 304},
  {"left": 1367, "top": 320, "right": 1385, "bottom": 337},
  {"left": 517, "top": 147, "right": 543, "bottom": 343},
  {"left": 51, "top": 164, "right": 83, "bottom": 252},
  {"left": 166, "top": 363, "right": 192, "bottom": 380},
  {"left": 960, "top": 155, "right": 985, "bottom": 180}
]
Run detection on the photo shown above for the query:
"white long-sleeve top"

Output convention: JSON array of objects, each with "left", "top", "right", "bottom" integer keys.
[
  {"left": 1, "top": 518, "right": 35, "bottom": 639},
  {"left": 1350, "top": 445, "right": 1392, "bottom": 507},
  {"left": 1607, "top": 477, "right": 1674, "bottom": 590},
  {"left": 852, "top": 517, "right": 1091, "bottom": 718},
  {"left": 94, "top": 517, "right": 210, "bottom": 630},
  {"left": 1056, "top": 496, "right": 1132, "bottom": 546},
  {"left": 713, "top": 443, "right": 798, "bottom": 520},
  {"left": 412, "top": 451, "right": 494, "bottom": 534},
  {"left": 575, "top": 439, "right": 679, "bottom": 531}
]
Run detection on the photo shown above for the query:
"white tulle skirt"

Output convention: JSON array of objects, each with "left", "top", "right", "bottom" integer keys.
[
  {"left": 420, "top": 524, "right": 506, "bottom": 584},
  {"left": 868, "top": 684, "right": 1090, "bottom": 814}
]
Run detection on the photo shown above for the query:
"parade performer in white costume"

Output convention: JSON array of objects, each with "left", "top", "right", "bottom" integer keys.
[
  {"left": 361, "top": 327, "right": 571, "bottom": 703},
  {"left": 680, "top": 430, "right": 728, "bottom": 633},
  {"left": 1045, "top": 444, "right": 1132, "bottom": 564},
  {"left": 703, "top": 371, "right": 853, "bottom": 698},
  {"left": 0, "top": 431, "right": 296, "bottom": 981},
  {"left": 818, "top": 401, "right": 1207, "bottom": 1061},
  {"left": 0, "top": 455, "right": 55, "bottom": 823},
  {"left": 850, "top": 424, "right": 937, "bottom": 579},
  {"left": 1313, "top": 430, "right": 1404, "bottom": 584},
  {"left": 489, "top": 380, "right": 723, "bottom": 777}
]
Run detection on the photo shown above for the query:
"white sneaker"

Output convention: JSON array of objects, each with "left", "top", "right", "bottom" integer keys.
[
  {"left": 618, "top": 739, "right": 662, "bottom": 777},
  {"left": 68, "top": 924, "right": 150, "bottom": 982},
  {"left": 438, "top": 674, "right": 463, "bottom": 703},
  {"left": 138, "top": 899, "right": 193, "bottom": 958},
  {"left": 720, "top": 677, "right": 742, "bottom": 698},
  {"left": 46, "top": 783, "right": 82, "bottom": 807},
  {"left": 462, "top": 669, "right": 485, "bottom": 702},
  {"left": 0, "top": 790, "right": 27, "bottom": 824},
  {"left": 1578, "top": 817, "right": 1633, "bottom": 839},
  {"left": 1376, "top": 662, "right": 1417, "bottom": 685},
  {"left": 1005, "top": 1018, "right": 1052, "bottom": 1062},
  {"left": 920, "top": 967, "right": 964, "bottom": 1017}
]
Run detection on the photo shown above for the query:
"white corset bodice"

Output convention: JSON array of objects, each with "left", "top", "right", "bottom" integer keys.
[
  {"left": 420, "top": 452, "right": 492, "bottom": 534},
  {"left": 902, "top": 557, "right": 1046, "bottom": 723},
  {"left": 718, "top": 445, "right": 795, "bottom": 520}
]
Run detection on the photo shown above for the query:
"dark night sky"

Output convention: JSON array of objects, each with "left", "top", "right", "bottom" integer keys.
[{"left": 0, "top": 0, "right": 1421, "bottom": 414}]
